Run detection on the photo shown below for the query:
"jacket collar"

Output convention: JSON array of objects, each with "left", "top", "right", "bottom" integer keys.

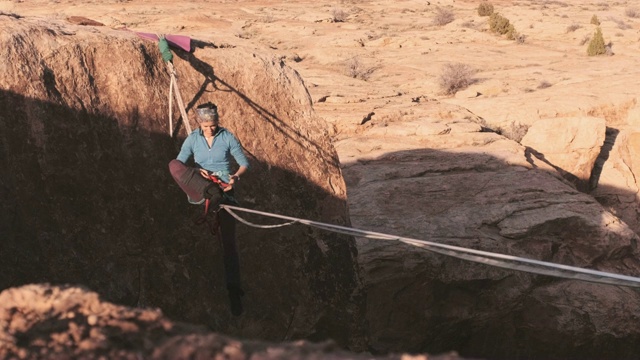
[{"left": 198, "top": 126, "right": 225, "bottom": 137}]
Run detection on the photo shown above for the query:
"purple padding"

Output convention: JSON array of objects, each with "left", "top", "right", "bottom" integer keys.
[{"left": 168, "top": 160, "right": 208, "bottom": 203}]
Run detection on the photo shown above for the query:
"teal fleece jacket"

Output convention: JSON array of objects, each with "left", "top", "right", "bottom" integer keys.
[{"left": 176, "top": 127, "right": 249, "bottom": 182}]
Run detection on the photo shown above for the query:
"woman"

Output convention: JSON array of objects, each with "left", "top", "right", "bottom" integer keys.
[{"left": 168, "top": 102, "right": 249, "bottom": 316}]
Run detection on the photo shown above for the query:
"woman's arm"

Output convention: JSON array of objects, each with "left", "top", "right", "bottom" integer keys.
[
  {"left": 230, "top": 166, "right": 248, "bottom": 181},
  {"left": 176, "top": 134, "right": 195, "bottom": 163},
  {"left": 227, "top": 133, "right": 249, "bottom": 188}
]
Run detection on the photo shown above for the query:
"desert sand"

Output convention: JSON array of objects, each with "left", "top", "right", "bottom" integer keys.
[{"left": 3, "top": 0, "right": 638, "bottom": 136}]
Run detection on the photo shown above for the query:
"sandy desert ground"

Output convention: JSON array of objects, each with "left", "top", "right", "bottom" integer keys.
[{"left": 3, "top": 0, "right": 639, "bottom": 140}]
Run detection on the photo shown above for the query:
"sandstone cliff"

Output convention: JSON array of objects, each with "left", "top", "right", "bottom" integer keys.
[{"left": 0, "top": 15, "right": 364, "bottom": 349}]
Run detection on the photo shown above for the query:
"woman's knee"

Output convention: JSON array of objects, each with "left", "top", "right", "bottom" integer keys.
[{"left": 168, "top": 159, "right": 185, "bottom": 177}]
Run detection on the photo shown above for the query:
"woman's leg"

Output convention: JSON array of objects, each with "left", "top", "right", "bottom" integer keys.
[
  {"left": 168, "top": 159, "right": 218, "bottom": 204},
  {"left": 218, "top": 209, "right": 243, "bottom": 315}
]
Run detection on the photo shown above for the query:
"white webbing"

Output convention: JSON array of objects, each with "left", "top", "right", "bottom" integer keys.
[
  {"left": 166, "top": 61, "right": 192, "bottom": 135},
  {"left": 220, "top": 204, "right": 640, "bottom": 288}
]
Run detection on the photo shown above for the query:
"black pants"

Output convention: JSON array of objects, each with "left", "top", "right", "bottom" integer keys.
[{"left": 168, "top": 159, "right": 242, "bottom": 289}]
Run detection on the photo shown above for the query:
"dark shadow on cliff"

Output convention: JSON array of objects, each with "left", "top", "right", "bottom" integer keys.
[
  {"left": 589, "top": 127, "right": 620, "bottom": 190},
  {"left": 524, "top": 146, "right": 585, "bottom": 190},
  {"left": 0, "top": 90, "right": 363, "bottom": 349},
  {"left": 523, "top": 127, "right": 620, "bottom": 194}
]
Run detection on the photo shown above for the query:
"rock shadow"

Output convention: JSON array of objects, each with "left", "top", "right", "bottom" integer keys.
[{"left": 0, "top": 89, "right": 364, "bottom": 350}]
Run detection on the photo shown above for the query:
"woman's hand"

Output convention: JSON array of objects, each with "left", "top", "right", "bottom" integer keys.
[
  {"left": 199, "top": 169, "right": 209, "bottom": 178},
  {"left": 224, "top": 175, "right": 238, "bottom": 192}
]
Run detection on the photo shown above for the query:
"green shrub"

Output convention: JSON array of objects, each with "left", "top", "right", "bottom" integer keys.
[
  {"left": 590, "top": 14, "right": 600, "bottom": 25},
  {"left": 489, "top": 13, "right": 513, "bottom": 35},
  {"left": 587, "top": 27, "right": 606, "bottom": 56},
  {"left": 478, "top": 2, "right": 494, "bottom": 16}
]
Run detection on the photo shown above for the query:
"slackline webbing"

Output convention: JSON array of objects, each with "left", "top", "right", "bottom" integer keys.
[{"left": 220, "top": 204, "right": 640, "bottom": 288}]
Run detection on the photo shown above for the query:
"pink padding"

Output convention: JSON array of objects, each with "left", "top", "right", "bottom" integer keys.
[{"left": 133, "top": 31, "right": 192, "bottom": 52}]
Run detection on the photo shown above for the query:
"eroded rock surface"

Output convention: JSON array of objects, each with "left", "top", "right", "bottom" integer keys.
[{"left": 0, "top": 284, "right": 466, "bottom": 360}]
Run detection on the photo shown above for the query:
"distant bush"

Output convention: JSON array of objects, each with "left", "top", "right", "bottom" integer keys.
[
  {"left": 537, "top": 80, "right": 552, "bottom": 89},
  {"left": 344, "top": 57, "right": 376, "bottom": 80},
  {"left": 235, "top": 27, "right": 257, "bottom": 39},
  {"left": 579, "top": 35, "right": 591, "bottom": 45},
  {"left": 489, "top": 13, "right": 515, "bottom": 35},
  {"left": 331, "top": 7, "right": 348, "bottom": 22},
  {"left": 625, "top": 7, "right": 640, "bottom": 18},
  {"left": 590, "top": 14, "right": 600, "bottom": 25},
  {"left": 438, "top": 63, "right": 476, "bottom": 95},
  {"left": 610, "top": 17, "right": 632, "bottom": 30},
  {"left": 566, "top": 23, "right": 582, "bottom": 33},
  {"left": 432, "top": 7, "right": 455, "bottom": 26},
  {"left": 587, "top": 27, "right": 606, "bottom": 56},
  {"left": 497, "top": 122, "right": 530, "bottom": 143},
  {"left": 605, "top": 41, "right": 614, "bottom": 56},
  {"left": 461, "top": 20, "right": 476, "bottom": 28},
  {"left": 478, "top": 2, "right": 494, "bottom": 16},
  {"left": 512, "top": 32, "right": 526, "bottom": 44}
]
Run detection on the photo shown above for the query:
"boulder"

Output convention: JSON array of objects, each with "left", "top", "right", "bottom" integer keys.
[
  {"left": 339, "top": 114, "right": 640, "bottom": 359},
  {"left": 520, "top": 117, "right": 606, "bottom": 192},
  {"left": 0, "top": 16, "right": 364, "bottom": 349}
]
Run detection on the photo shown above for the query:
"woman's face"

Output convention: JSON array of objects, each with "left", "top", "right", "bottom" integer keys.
[{"left": 200, "top": 120, "right": 218, "bottom": 137}]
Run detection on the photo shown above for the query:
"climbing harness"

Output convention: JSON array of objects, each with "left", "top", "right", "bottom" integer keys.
[
  {"left": 194, "top": 174, "right": 230, "bottom": 234},
  {"left": 220, "top": 204, "right": 640, "bottom": 288},
  {"left": 198, "top": 174, "right": 229, "bottom": 215}
]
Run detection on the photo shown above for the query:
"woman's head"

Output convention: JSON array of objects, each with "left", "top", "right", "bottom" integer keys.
[
  {"left": 196, "top": 102, "right": 219, "bottom": 137},
  {"left": 196, "top": 102, "right": 219, "bottom": 124}
]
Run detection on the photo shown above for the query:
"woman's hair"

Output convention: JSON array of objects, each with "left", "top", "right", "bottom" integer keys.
[{"left": 195, "top": 102, "right": 218, "bottom": 123}]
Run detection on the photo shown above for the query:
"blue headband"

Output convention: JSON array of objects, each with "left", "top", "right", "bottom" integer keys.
[{"left": 196, "top": 107, "right": 218, "bottom": 122}]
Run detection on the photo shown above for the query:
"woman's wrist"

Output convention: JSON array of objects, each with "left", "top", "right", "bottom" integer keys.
[{"left": 230, "top": 174, "right": 240, "bottom": 181}]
